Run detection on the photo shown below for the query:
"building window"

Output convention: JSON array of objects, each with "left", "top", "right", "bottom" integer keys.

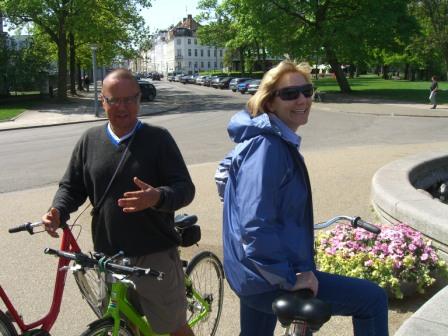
[
  {"left": 214, "top": 49, "right": 217, "bottom": 57},
  {"left": 207, "top": 61, "right": 210, "bottom": 69},
  {"left": 189, "top": 62, "right": 192, "bottom": 68},
  {"left": 200, "top": 49, "right": 203, "bottom": 57},
  {"left": 188, "top": 39, "right": 191, "bottom": 44},
  {"left": 177, "top": 39, "right": 181, "bottom": 45},
  {"left": 177, "top": 49, "right": 182, "bottom": 56},
  {"left": 194, "top": 39, "right": 197, "bottom": 44},
  {"left": 194, "top": 49, "right": 197, "bottom": 57},
  {"left": 207, "top": 49, "right": 210, "bottom": 57},
  {"left": 188, "top": 49, "right": 191, "bottom": 56},
  {"left": 177, "top": 61, "right": 181, "bottom": 69},
  {"left": 220, "top": 49, "right": 223, "bottom": 57},
  {"left": 220, "top": 62, "right": 223, "bottom": 69},
  {"left": 201, "top": 61, "right": 204, "bottom": 68},
  {"left": 214, "top": 61, "right": 217, "bottom": 69}
]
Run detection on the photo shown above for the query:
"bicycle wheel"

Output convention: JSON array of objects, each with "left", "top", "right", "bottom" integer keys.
[
  {"left": 74, "top": 266, "right": 108, "bottom": 318},
  {"left": 80, "top": 319, "right": 134, "bottom": 336},
  {"left": 185, "top": 251, "right": 224, "bottom": 336},
  {"left": 0, "top": 311, "right": 17, "bottom": 336}
]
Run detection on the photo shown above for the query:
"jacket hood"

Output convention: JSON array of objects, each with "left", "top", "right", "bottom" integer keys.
[{"left": 227, "top": 110, "right": 277, "bottom": 144}]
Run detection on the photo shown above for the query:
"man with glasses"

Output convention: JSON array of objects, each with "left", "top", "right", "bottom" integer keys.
[{"left": 42, "top": 68, "right": 195, "bottom": 336}]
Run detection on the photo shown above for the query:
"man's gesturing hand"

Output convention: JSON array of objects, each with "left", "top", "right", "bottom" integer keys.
[{"left": 118, "top": 177, "right": 161, "bottom": 213}]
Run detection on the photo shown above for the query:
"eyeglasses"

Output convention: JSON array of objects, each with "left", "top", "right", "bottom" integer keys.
[
  {"left": 274, "top": 84, "right": 314, "bottom": 101},
  {"left": 102, "top": 93, "right": 141, "bottom": 106}
]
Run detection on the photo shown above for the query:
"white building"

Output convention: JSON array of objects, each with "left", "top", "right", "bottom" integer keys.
[{"left": 136, "top": 14, "right": 225, "bottom": 76}]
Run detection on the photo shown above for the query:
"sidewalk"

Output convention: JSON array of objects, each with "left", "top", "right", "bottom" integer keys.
[
  {"left": 2, "top": 87, "right": 448, "bottom": 132},
  {"left": 0, "top": 85, "right": 179, "bottom": 131}
]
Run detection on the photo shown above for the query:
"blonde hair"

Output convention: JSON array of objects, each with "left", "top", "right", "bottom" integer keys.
[{"left": 246, "top": 60, "right": 312, "bottom": 117}]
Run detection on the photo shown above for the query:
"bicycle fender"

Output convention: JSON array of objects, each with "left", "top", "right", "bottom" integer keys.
[{"left": 87, "top": 317, "right": 114, "bottom": 329}]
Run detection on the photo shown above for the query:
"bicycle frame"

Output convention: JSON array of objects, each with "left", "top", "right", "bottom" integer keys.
[
  {"left": 99, "top": 274, "right": 211, "bottom": 336},
  {"left": 0, "top": 226, "right": 81, "bottom": 333}
]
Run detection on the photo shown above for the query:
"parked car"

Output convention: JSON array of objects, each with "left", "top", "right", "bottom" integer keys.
[
  {"left": 195, "top": 75, "right": 207, "bottom": 85},
  {"left": 187, "top": 74, "right": 199, "bottom": 84},
  {"left": 203, "top": 76, "right": 216, "bottom": 87},
  {"left": 217, "top": 77, "right": 235, "bottom": 89},
  {"left": 174, "top": 74, "right": 185, "bottom": 82},
  {"left": 211, "top": 76, "right": 225, "bottom": 88},
  {"left": 247, "top": 79, "right": 261, "bottom": 95},
  {"left": 179, "top": 75, "right": 190, "bottom": 84},
  {"left": 237, "top": 79, "right": 254, "bottom": 94},
  {"left": 138, "top": 81, "right": 156, "bottom": 101},
  {"left": 229, "top": 78, "right": 252, "bottom": 92},
  {"left": 151, "top": 72, "right": 161, "bottom": 81}
]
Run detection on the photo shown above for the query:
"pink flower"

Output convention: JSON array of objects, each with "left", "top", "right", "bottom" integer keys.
[{"left": 364, "top": 260, "right": 373, "bottom": 267}]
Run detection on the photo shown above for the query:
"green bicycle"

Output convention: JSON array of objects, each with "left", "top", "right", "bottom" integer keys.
[{"left": 45, "top": 216, "right": 224, "bottom": 336}]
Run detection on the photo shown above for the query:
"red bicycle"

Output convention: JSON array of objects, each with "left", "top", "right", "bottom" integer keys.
[{"left": 0, "top": 221, "right": 106, "bottom": 335}]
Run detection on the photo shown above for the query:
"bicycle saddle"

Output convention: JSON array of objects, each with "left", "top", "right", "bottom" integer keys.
[
  {"left": 272, "top": 289, "right": 331, "bottom": 331},
  {"left": 174, "top": 214, "right": 198, "bottom": 228}
]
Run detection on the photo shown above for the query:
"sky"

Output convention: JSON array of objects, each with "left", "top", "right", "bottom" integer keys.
[
  {"left": 1, "top": 0, "right": 203, "bottom": 34},
  {"left": 142, "top": 0, "right": 202, "bottom": 33}
]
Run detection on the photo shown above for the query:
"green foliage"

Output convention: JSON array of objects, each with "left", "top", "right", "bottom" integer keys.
[
  {"left": 0, "top": 34, "right": 52, "bottom": 95},
  {"left": 1, "top": 0, "right": 152, "bottom": 98}
]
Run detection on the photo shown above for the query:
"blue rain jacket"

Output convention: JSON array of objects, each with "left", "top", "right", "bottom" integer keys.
[{"left": 223, "top": 110, "right": 315, "bottom": 296}]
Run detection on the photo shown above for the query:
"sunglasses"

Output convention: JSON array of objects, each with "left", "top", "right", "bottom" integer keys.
[
  {"left": 274, "top": 84, "right": 314, "bottom": 101},
  {"left": 102, "top": 93, "right": 141, "bottom": 106}
]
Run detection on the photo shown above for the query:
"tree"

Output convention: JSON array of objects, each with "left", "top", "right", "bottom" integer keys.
[
  {"left": 223, "top": 0, "right": 416, "bottom": 92},
  {"left": 413, "top": 0, "right": 448, "bottom": 79},
  {"left": 0, "top": 0, "right": 151, "bottom": 99},
  {"left": 197, "top": 0, "right": 271, "bottom": 73}
]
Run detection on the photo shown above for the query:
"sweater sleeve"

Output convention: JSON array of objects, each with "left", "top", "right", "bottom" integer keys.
[
  {"left": 51, "top": 136, "right": 89, "bottom": 223},
  {"left": 154, "top": 129, "right": 195, "bottom": 212}
]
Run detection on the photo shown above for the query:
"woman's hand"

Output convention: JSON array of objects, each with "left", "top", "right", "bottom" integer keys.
[{"left": 291, "top": 271, "right": 318, "bottom": 296}]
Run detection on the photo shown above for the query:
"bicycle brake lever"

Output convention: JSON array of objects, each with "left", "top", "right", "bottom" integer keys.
[
  {"left": 59, "top": 264, "right": 82, "bottom": 272},
  {"left": 112, "top": 273, "right": 136, "bottom": 289}
]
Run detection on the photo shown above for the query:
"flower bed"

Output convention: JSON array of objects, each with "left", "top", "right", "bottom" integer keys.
[{"left": 315, "top": 222, "right": 448, "bottom": 299}]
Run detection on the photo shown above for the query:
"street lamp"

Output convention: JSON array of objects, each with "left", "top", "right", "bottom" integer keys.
[{"left": 90, "top": 44, "right": 99, "bottom": 117}]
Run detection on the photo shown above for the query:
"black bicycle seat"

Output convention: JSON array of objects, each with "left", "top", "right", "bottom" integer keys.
[
  {"left": 174, "top": 214, "right": 198, "bottom": 229},
  {"left": 272, "top": 289, "right": 331, "bottom": 331}
]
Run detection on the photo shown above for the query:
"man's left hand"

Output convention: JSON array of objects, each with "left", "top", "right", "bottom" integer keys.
[{"left": 118, "top": 177, "right": 161, "bottom": 213}]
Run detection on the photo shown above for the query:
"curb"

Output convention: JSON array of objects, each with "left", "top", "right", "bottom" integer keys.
[{"left": 0, "top": 105, "right": 179, "bottom": 132}]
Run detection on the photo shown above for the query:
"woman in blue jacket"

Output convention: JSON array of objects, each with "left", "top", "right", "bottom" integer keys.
[{"left": 222, "top": 60, "right": 388, "bottom": 336}]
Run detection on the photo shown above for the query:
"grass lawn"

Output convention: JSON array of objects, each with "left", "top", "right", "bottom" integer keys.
[
  {"left": 0, "top": 99, "right": 43, "bottom": 121},
  {"left": 313, "top": 75, "right": 447, "bottom": 104}
]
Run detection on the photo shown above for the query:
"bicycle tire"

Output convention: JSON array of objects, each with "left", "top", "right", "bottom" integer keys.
[
  {"left": 0, "top": 310, "right": 18, "bottom": 336},
  {"left": 74, "top": 266, "right": 108, "bottom": 318},
  {"left": 185, "top": 251, "right": 224, "bottom": 336},
  {"left": 80, "top": 319, "right": 134, "bottom": 336}
]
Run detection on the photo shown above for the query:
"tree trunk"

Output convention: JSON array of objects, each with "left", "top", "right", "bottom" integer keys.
[
  {"left": 404, "top": 63, "right": 410, "bottom": 80},
  {"left": 57, "top": 21, "right": 68, "bottom": 100},
  {"left": 69, "top": 33, "right": 76, "bottom": 95},
  {"left": 77, "top": 63, "right": 83, "bottom": 91},
  {"left": 382, "top": 65, "right": 390, "bottom": 79},
  {"left": 239, "top": 48, "right": 245, "bottom": 74},
  {"left": 326, "top": 48, "right": 351, "bottom": 93}
]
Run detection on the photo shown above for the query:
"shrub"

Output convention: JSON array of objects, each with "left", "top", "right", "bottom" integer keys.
[{"left": 315, "top": 222, "right": 448, "bottom": 299}]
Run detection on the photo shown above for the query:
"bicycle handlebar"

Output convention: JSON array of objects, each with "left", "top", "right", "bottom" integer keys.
[
  {"left": 44, "top": 248, "right": 164, "bottom": 279},
  {"left": 8, "top": 221, "right": 42, "bottom": 234},
  {"left": 314, "top": 215, "right": 381, "bottom": 234}
]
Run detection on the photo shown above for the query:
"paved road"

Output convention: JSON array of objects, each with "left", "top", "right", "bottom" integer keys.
[{"left": 1, "top": 81, "right": 448, "bottom": 335}]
